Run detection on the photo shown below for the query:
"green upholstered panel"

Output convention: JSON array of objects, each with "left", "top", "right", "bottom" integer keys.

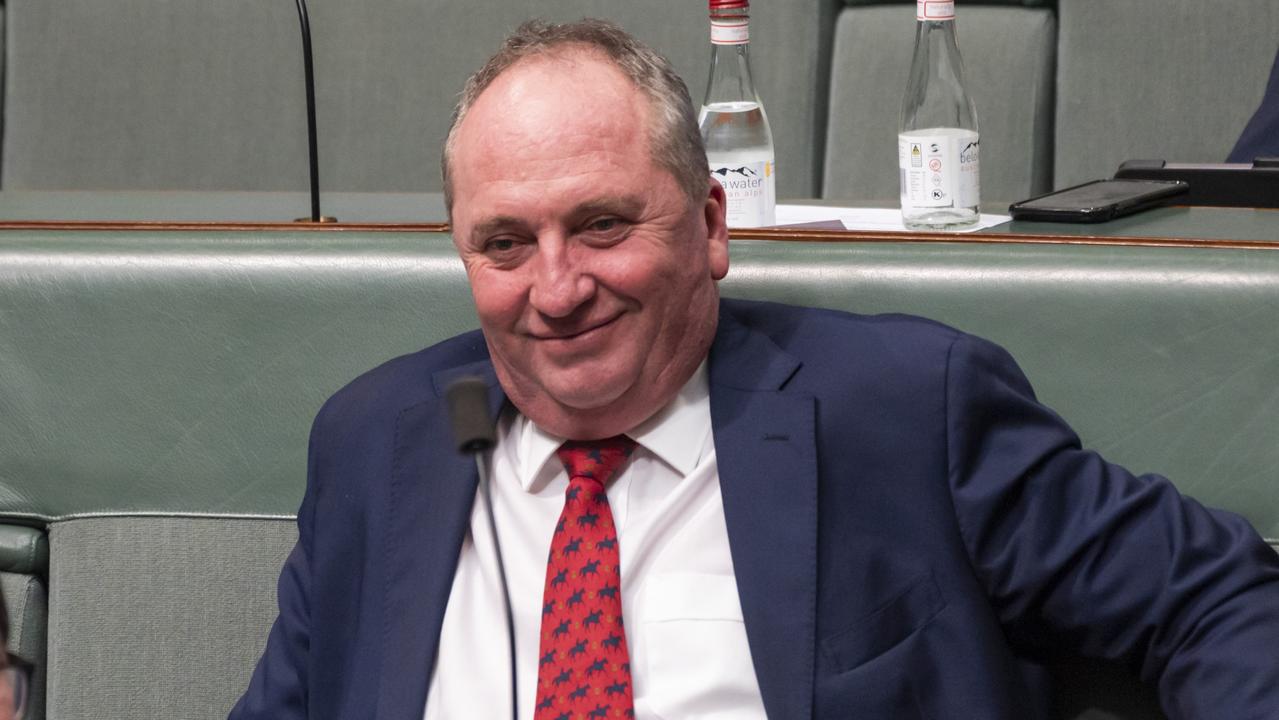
[
  {"left": 45, "top": 517, "right": 294, "bottom": 720},
  {"left": 6, "top": 225, "right": 1279, "bottom": 720},
  {"left": 823, "top": 5, "right": 1055, "bottom": 204},
  {"left": 3, "top": 228, "right": 1279, "bottom": 544},
  {"left": 0, "top": 526, "right": 47, "bottom": 574},
  {"left": 2, "top": 571, "right": 47, "bottom": 720},
  {"left": 2, "top": 0, "right": 828, "bottom": 198},
  {"left": 0, "top": 231, "right": 474, "bottom": 520},
  {"left": 1055, "top": 0, "right": 1279, "bottom": 188}
]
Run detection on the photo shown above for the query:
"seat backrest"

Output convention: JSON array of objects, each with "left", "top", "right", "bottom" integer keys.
[
  {"left": 1054, "top": 0, "right": 1279, "bottom": 188},
  {"left": 823, "top": 1, "right": 1056, "bottom": 205},
  {"left": 1, "top": 0, "right": 831, "bottom": 198},
  {"left": 5, "top": 227, "right": 1278, "bottom": 718}
]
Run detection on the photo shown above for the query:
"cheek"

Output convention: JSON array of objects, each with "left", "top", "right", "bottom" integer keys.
[
  {"left": 599, "top": 243, "right": 682, "bottom": 295},
  {"left": 468, "top": 270, "right": 527, "bottom": 327}
]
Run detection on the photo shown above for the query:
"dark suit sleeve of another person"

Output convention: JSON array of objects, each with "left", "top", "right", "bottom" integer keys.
[
  {"left": 1228, "top": 46, "right": 1279, "bottom": 162},
  {"left": 945, "top": 332, "right": 1279, "bottom": 719}
]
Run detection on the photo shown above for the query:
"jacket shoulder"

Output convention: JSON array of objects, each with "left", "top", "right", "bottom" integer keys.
[{"left": 720, "top": 297, "right": 966, "bottom": 363}]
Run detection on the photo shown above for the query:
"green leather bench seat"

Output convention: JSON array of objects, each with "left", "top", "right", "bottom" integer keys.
[{"left": 3, "top": 228, "right": 1279, "bottom": 718}]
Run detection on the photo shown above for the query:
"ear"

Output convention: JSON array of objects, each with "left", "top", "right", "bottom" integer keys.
[{"left": 704, "top": 178, "right": 730, "bottom": 280}]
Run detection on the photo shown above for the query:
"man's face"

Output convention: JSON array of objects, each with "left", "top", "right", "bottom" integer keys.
[{"left": 449, "top": 50, "right": 729, "bottom": 438}]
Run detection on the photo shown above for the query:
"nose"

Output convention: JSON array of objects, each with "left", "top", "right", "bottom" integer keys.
[{"left": 528, "top": 240, "right": 596, "bottom": 318}]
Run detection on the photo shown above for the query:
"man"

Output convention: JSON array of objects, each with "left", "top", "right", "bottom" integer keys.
[{"left": 232, "top": 19, "right": 1279, "bottom": 720}]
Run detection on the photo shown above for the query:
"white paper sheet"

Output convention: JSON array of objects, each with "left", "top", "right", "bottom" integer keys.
[{"left": 773, "top": 204, "right": 1011, "bottom": 233}]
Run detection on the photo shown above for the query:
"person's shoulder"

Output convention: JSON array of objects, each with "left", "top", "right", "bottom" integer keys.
[
  {"left": 314, "top": 329, "right": 489, "bottom": 427},
  {"left": 718, "top": 297, "right": 1029, "bottom": 408},
  {"left": 721, "top": 296, "right": 965, "bottom": 355}
]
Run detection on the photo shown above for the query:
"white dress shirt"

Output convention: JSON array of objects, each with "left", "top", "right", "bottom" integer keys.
[{"left": 424, "top": 363, "right": 767, "bottom": 719}]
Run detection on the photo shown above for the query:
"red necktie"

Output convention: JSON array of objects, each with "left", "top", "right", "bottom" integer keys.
[{"left": 534, "top": 436, "right": 637, "bottom": 720}]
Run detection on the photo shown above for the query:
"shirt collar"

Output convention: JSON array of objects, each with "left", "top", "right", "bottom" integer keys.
[{"left": 513, "top": 361, "right": 711, "bottom": 491}]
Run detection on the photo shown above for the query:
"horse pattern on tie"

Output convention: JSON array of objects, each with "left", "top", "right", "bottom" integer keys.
[{"left": 534, "top": 437, "right": 637, "bottom": 720}]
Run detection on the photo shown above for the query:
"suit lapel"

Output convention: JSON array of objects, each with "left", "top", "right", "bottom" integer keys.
[
  {"left": 709, "top": 306, "right": 817, "bottom": 720},
  {"left": 377, "top": 360, "right": 505, "bottom": 719}
]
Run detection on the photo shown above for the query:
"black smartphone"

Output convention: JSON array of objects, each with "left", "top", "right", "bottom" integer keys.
[{"left": 1009, "top": 179, "right": 1189, "bottom": 222}]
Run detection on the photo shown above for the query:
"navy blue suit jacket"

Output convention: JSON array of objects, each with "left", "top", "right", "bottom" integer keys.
[{"left": 231, "top": 299, "right": 1279, "bottom": 719}]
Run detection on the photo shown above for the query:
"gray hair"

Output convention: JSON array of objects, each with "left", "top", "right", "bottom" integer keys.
[{"left": 441, "top": 18, "right": 709, "bottom": 216}]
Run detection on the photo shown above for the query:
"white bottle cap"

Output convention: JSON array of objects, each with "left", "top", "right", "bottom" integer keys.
[
  {"left": 917, "top": 1, "right": 955, "bottom": 21},
  {"left": 711, "top": 19, "right": 750, "bottom": 44}
]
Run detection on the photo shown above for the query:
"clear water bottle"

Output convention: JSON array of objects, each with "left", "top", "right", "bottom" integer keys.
[
  {"left": 699, "top": 0, "right": 776, "bottom": 228},
  {"left": 899, "top": 0, "right": 980, "bottom": 229}
]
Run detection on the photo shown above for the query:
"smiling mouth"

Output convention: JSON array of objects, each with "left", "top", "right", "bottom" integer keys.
[{"left": 533, "top": 314, "right": 622, "bottom": 342}]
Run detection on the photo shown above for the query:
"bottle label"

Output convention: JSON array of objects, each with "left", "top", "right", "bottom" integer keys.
[
  {"left": 916, "top": 1, "right": 955, "bottom": 20},
  {"left": 710, "top": 157, "right": 776, "bottom": 227},
  {"left": 711, "top": 19, "right": 750, "bottom": 45},
  {"left": 898, "top": 130, "right": 980, "bottom": 209}
]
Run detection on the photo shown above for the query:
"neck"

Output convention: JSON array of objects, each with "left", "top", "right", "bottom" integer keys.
[{"left": 500, "top": 328, "right": 715, "bottom": 441}]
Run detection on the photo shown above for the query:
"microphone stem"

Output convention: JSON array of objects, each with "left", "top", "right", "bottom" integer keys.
[
  {"left": 478, "top": 451, "right": 520, "bottom": 720},
  {"left": 295, "top": 0, "right": 321, "bottom": 222}
]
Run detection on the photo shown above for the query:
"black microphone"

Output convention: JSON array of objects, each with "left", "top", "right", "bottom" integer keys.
[
  {"left": 292, "top": 0, "right": 334, "bottom": 223},
  {"left": 445, "top": 377, "right": 517, "bottom": 720},
  {"left": 447, "top": 376, "right": 496, "bottom": 452}
]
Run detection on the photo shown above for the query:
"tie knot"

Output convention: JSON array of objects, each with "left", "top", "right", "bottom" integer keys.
[{"left": 556, "top": 436, "right": 637, "bottom": 491}]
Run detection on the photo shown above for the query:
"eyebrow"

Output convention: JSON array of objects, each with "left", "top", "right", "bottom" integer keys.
[
  {"left": 570, "top": 196, "right": 644, "bottom": 219},
  {"left": 468, "top": 215, "right": 526, "bottom": 246},
  {"left": 467, "top": 195, "right": 646, "bottom": 245}
]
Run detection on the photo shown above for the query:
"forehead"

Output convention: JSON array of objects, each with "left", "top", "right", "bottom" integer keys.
[
  {"left": 450, "top": 50, "right": 656, "bottom": 191},
  {"left": 468, "top": 48, "right": 645, "bottom": 130}
]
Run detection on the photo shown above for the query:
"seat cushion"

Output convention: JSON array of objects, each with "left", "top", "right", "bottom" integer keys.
[{"left": 45, "top": 516, "right": 295, "bottom": 719}]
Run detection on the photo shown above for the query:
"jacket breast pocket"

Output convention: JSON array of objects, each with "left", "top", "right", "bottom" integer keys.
[{"left": 820, "top": 572, "right": 946, "bottom": 673}]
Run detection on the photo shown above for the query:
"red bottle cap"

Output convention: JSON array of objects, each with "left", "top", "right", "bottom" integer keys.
[{"left": 710, "top": 0, "right": 749, "bottom": 21}]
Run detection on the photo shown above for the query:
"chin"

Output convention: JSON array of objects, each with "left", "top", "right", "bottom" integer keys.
[
  {"left": 542, "top": 366, "right": 637, "bottom": 410},
  {"left": 547, "top": 380, "right": 628, "bottom": 411}
]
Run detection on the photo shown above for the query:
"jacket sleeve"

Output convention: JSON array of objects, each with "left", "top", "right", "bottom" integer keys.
[{"left": 944, "top": 332, "right": 1279, "bottom": 720}]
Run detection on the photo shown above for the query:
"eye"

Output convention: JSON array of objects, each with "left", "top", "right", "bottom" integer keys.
[
  {"left": 487, "top": 238, "right": 516, "bottom": 252},
  {"left": 579, "top": 215, "right": 630, "bottom": 245},
  {"left": 479, "top": 236, "right": 532, "bottom": 267}
]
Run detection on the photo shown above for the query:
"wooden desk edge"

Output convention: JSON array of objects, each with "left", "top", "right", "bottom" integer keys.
[{"left": 1, "top": 219, "right": 1277, "bottom": 251}]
